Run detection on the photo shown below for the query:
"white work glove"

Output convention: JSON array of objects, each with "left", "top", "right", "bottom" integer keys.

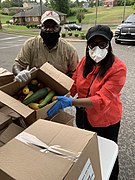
[{"left": 15, "top": 67, "right": 37, "bottom": 82}]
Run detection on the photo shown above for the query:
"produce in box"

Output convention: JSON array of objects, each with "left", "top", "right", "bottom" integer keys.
[{"left": 15, "top": 79, "right": 57, "bottom": 110}]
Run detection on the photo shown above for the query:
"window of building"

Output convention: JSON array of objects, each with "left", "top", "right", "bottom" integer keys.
[
  {"left": 33, "top": 17, "right": 38, "bottom": 22},
  {"left": 25, "top": 17, "right": 30, "bottom": 22}
]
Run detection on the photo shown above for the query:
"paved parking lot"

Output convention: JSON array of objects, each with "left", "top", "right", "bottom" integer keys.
[
  {"left": 0, "top": 33, "right": 29, "bottom": 50},
  {"left": 0, "top": 33, "right": 29, "bottom": 71}
]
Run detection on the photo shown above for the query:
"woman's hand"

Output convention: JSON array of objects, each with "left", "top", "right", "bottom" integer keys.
[{"left": 47, "top": 96, "right": 72, "bottom": 117}]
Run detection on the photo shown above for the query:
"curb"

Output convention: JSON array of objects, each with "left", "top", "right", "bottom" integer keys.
[{"left": 64, "top": 38, "right": 86, "bottom": 42}]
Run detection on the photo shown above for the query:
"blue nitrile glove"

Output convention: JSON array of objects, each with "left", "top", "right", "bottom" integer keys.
[{"left": 47, "top": 96, "right": 72, "bottom": 117}]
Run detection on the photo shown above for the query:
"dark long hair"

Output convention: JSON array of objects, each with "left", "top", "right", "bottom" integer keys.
[{"left": 83, "top": 42, "right": 114, "bottom": 78}]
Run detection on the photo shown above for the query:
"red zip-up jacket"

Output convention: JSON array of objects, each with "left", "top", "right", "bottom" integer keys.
[{"left": 70, "top": 56, "right": 127, "bottom": 127}]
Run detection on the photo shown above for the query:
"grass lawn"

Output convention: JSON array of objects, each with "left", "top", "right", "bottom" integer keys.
[
  {"left": 0, "top": 13, "right": 12, "bottom": 24},
  {"left": 67, "top": 6, "right": 134, "bottom": 25},
  {"left": 1, "top": 24, "right": 40, "bottom": 36}
]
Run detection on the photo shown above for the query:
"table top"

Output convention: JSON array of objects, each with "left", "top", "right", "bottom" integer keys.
[{"left": 98, "top": 136, "right": 118, "bottom": 180}]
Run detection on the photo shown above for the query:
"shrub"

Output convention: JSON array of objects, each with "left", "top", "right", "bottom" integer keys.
[
  {"left": 80, "top": 33, "right": 85, "bottom": 39},
  {"left": 26, "top": 24, "right": 30, "bottom": 28},
  {"left": 30, "top": 24, "right": 34, "bottom": 28},
  {"left": 6, "top": 20, "right": 10, "bottom": 24},
  {"left": 33, "top": 24, "right": 37, "bottom": 28},
  {"left": 68, "top": 32, "right": 72, "bottom": 36},
  {"left": 74, "top": 33, "right": 79, "bottom": 37},
  {"left": 8, "top": 12, "right": 16, "bottom": 16},
  {"left": 61, "top": 33, "right": 66, "bottom": 38}
]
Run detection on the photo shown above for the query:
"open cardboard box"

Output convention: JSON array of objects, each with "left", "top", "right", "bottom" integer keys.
[
  {"left": 0, "top": 123, "right": 24, "bottom": 145},
  {"left": 0, "top": 111, "right": 74, "bottom": 147},
  {"left": 0, "top": 67, "right": 14, "bottom": 87},
  {"left": 0, "top": 112, "right": 12, "bottom": 130},
  {"left": 49, "top": 110, "right": 74, "bottom": 127},
  {"left": 0, "top": 119, "right": 102, "bottom": 180},
  {"left": 0, "top": 63, "right": 74, "bottom": 126}
]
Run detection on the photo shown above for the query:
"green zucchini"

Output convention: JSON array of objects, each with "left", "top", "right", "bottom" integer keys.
[
  {"left": 39, "top": 90, "right": 55, "bottom": 108},
  {"left": 23, "top": 87, "right": 49, "bottom": 105}
]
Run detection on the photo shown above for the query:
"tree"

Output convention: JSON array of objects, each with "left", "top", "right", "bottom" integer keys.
[
  {"left": 88, "top": 0, "right": 95, "bottom": 7},
  {"left": 76, "top": 0, "right": 79, "bottom": 6},
  {"left": 129, "top": 0, "right": 135, "bottom": 10},
  {"left": 128, "top": 0, "right": 135, "bottom": 8},
  {"left": 50, "top": 0, "right": 69, "bottom": 15},
  {"left": 117, "top": 0, "right": 135, "bottom": 6},
  {"left": 44, "top": 0, "right": 50, "bottom": 7},
  {"left": 1, "top": 0, "right": 11, "bottom": 8},
  {"left": 10, "top": 0, "right": 23, "bottom": 7},
  {"left": 1, "top": 0, "right": 23, "bottom": 8},
  {"left": 76, "top": 9, "right": 85, "bottom": 23}
]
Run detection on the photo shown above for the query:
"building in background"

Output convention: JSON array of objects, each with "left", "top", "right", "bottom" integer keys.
[
  {"left": 13, "top": 6, "right": 67, "bottom": 26},
  {"left": 104, "top": 0, "right": 117, "bottom": 7}
]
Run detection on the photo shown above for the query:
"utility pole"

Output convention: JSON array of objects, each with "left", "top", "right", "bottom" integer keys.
[
  {"left": 0, "top": 0, "right": 2, "bottom": 30},
  {"left": 123, "top": 0, "right": 127, "bottom": 21},
  {"left": 40, "top": 0, "right": 43, "bottom": 16},
  {"left": 95, "top": 0, "right": 98, "bottom": 25}
]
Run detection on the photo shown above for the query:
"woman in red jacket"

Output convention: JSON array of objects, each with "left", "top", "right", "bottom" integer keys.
[{"left": 48, "top": 25, "right": 127, "bottom": 180}]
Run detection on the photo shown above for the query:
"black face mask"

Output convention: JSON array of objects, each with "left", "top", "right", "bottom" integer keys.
[{"left": 40, "top": 30, "right": 60, "bottom": 48}]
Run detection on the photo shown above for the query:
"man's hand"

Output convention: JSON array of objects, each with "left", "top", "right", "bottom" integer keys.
[
  {"left": 47, "top": 96, "right": 72, "bottom": 117},
  {"left": 14, "top": 67, "right": 37, "bottom": 82}
]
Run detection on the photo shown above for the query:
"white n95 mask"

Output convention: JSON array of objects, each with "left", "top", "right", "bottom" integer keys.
[{"left": 89, "top": 46, "right": 108, "bottom": 63}]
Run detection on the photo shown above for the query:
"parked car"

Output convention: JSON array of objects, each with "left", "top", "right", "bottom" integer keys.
[
  {"left": 114, "top": 13, "right": 135, "bottom": 44},
  {"left": 37, "top": 24, "right": 42, "bottom": 29},
  {"left": 64, "top": 24, "right": 82, "bottom": 31}
]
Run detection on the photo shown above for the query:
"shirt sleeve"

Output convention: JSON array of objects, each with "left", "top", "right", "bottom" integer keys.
[
  {"left": 70, "top": 69, "right": 78, "bottom": 97},
  {"left": 66, "top": 44, "right": 79, "bottom": 77},
  {"left": 15, "top": 38, "right": 34, "bottom": 69},
  {"left": 70, "top": 57, "right": 85, "bottom": 97},
  {"left": 69, "top": 50, "right": 79, "bottom": 76},
  {"left": 90, "top": 63, "right": 127, "bottom": 113}
]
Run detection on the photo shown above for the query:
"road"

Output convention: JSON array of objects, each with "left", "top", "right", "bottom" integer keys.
[
  {"left": 0, "top": 33, "right": 29, "bottom": 71},
  {"left": 0, "top": 32, "right": 135, "bottom": 179}
]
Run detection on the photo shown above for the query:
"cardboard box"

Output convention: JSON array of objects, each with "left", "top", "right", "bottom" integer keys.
[
  {"left": 0, "top": 123, "right": 24, "bottom": 144},
  {"left": 0, "top": 106, "right": 21, "bottom": 119},
  {"left": 0, "top": 112, "right": 12, "bottom": 130},
  {"left": 0, "top": 127, "right": 7, "bottom": 135},
  {"left": 0, "top": 119, "right": 102, "bottom": 180},
  {"left": 0, "top": 63, "right": 74, "bottom": 126},
  {"left": 0, "top": 67, "right": 14, "bottom": 87},
  {"left": 50, "top": 111, "right": 74, "bottom": 126},
  {"left": 0, "top": 141, "right": 4, "bottom": 147}
]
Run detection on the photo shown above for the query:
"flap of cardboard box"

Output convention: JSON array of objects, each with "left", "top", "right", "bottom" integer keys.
[
  {"left": 0, "top": 68, "right": 13, "bottom": 76},
  {"left": 0, "top": 106, "right": 21, "bottom": 119},
  {"left": 0, "top": 123, "right": 24, "bottom": 144},
  {"left": 50, "top": 111, "right": 74, "bottom": 126},
  {"left": 0, "top": 90, "right": 34, "bottom": 118},
  {"left": 0, "top": 112, "right": 12, "bottom": 130},
  {"left": 40, "top": 62, "right": 74, "bottom": 92},
  {"left": 0, "top": 68, "right": 14, "bottom": 87}
]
